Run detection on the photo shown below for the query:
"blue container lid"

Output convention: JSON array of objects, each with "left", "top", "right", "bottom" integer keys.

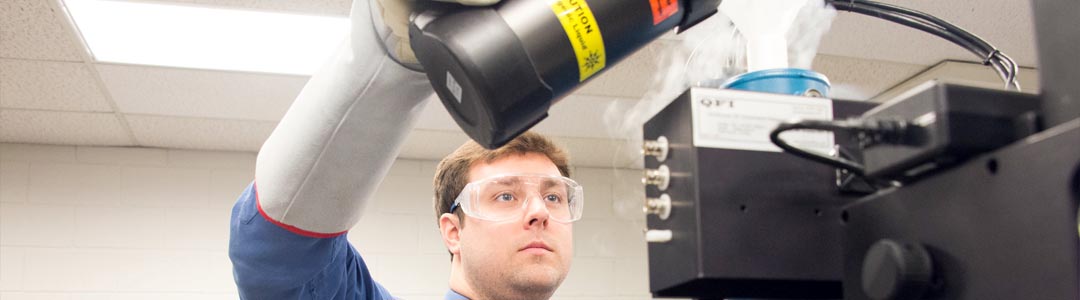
[
  {"left": 723, "top": 68, "right": 831, "bottom": 87},
  {"left": 722, "top": 68, "right": 832, "bottom": 97}
]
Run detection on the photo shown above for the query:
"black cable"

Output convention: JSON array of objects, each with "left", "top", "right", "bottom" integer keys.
[
  {"left": 835, "top": 4, "right": 1013, "bottom": 85},
  {"left": 769, "top": 118, "right": 912, "bottom": 178},
  {"left": 832, "top": 3, "right": 985, "bottom": 56},
  {"left": 864, "top": 1, "right": 1021, "bottom": 90},
  {"left": 846, "top": 6, "right": 985, "bottom": 56},
  {"left": 769, "top": 119, "right": 869, "bottom": 176},
  {"left": 828, "top": 0, "right": 1021, "bottom": 90},
  {"left": 998, "top": 51, "right": 1021, "bottom": 90},
  {"left": 861, "top": 1, "right": 995, "bottom": 52},
  {"left": 839, "top": 2, "right": 989, "bottom": 55}
]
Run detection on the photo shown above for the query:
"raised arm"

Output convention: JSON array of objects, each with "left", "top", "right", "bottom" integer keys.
[
  {"left": 254, "top": 0, "right": 432, "bottom": 237},
  {"left": 230, "top": 0, "right": 505, "bottom": 297},
  {"left": 229, "top": 0, "right": 431, "bottom": 297}
]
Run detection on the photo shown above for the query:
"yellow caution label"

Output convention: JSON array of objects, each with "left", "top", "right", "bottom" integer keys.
[{"left": 550, "top": 0, "right": 606, "bottom": 82}]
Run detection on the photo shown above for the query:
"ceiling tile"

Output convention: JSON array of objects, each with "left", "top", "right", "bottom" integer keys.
[
  {"left": 819, "top": 0, "right": 1037, "bottom": 67},
  {"left": 125, "top": 114, "right": 276, "bottom": 151},
  {"left": 0, "top": 59, "right": 111, "bottom": 111},
  {"left": 536, "top": 94, "right": 643, "bottom": 140},
  {"left": 397, "top": 129, "right": 469, "bottom": 161},
  {"left": 396, "top": 129, "right": 640, "bottom": 169},
  {"left": 0, "top": 0, "right": 85, "bottom": 61},
  {"left": 552, "top": 136, "right": 641, "bottom": 169},
  {"left": 189, "top": 0, "right": 350, "bottom": 16},
  {"left": 0, "top": 109, "right": 132, "bottom": 145},
  {"left": 575, "top": 41, "right": 670, "bottom": 99},
  {"left": 872, "top": 61, "right": 1040, "bottom": 103},
  {"left": 146, "top": 0, "right": 350, "bottom": 16},
  {"left": 96, "top": 64, "right": 306, "bottom": 121},
  {"left": 656, "top": 1, "right": 1037, "bottom": 68},
  {"left": 5, "top": 0, "right": 1039, "bottom": 171},
  {"left": 812, "top": 54, "right": 926, "bottom": 100}
]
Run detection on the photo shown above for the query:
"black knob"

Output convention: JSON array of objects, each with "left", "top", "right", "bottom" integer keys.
[{"left": 861, "top": 240, "right": 934, "bottom": 300}]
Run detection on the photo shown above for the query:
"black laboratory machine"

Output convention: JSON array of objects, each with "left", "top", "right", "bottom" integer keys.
[
  {"left": 636, "top": 1, "right": 1078, "bottom": 300},
  {"left": 410, "top": 0, "right": 1080, "bottom": 299}
]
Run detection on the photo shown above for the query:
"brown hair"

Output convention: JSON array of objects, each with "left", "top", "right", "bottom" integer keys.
[{"left": 433, "top": 131, "right": 571, "bottom": 225}]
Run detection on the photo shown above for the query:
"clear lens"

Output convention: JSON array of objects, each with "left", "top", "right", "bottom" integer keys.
[{"left": 454, "top": 174, "right": 583, "bottom": 222}]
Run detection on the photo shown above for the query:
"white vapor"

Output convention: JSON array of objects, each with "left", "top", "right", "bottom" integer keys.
[{"left": 598, "top": 1, "right": 837, "bottom": 220}]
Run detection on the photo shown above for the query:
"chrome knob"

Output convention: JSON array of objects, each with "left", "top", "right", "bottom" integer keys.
[
  {"left": 642, "top": 136, "right": 669, "bottom": 162},
  {"left": 643, "top": 165, "right": 671, "bottom": 191},
  {"left": 644, "top": 194, "right": 672, "bottom": 220}
]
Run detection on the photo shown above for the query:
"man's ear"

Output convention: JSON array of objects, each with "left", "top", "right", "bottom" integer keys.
[{"left": 439, "top": 213, "right": 462, "bottom": 255}]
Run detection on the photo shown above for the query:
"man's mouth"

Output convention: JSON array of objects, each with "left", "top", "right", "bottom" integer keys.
[{"left": 520, "top": 241, "right": 553, "bottom": 253}]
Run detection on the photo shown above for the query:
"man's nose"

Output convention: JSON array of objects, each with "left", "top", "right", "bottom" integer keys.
[{"left": 523, "top": 194, "right": 550, "bottom": 228}]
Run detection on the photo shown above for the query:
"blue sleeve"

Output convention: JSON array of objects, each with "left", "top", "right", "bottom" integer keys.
[{"left": 229, "top": 182, "right": 395, "bottom": 300}]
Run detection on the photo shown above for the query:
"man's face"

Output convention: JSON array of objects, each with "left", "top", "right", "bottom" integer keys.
[{"left": 452, "top": 153, "right": 573, "bottom": 298}]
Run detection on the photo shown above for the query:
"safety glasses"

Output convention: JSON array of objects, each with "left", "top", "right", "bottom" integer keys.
[{"left": 450, "top": 173, "right": 584, "bottom": 223}]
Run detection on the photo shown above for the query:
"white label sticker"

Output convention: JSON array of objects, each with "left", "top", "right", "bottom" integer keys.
[
  {"left": 690, "top": 88, "right": 835, "bottom": 153},
  {"left": 446, "top": 71, "right": 463, "bottom": 103}
]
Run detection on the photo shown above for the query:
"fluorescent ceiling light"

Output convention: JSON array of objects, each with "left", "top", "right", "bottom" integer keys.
[{"left": 64, "top": 0, "right": 349, "bottom": 75}]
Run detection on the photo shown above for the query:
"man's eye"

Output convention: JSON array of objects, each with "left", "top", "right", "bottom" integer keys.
[
  {"left": 496, "top": 193, "right": 515, "bottom": 201},
  {"left": 545, "top": 194, "right": 562, "bottom": 203}
]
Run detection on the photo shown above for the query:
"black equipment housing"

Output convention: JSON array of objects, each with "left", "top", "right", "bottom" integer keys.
[
  {"left": 411, "top": 0, "right": 720, "bottom": 148},
  {"left": 858, "top": 83, "right": 1041, "bottom": 179},
  {"left": 644, "top": 1, "right": 1080, "bottom": 299},
  {"left": 643, "top": 89, "right": 877, "bottom": 299}
]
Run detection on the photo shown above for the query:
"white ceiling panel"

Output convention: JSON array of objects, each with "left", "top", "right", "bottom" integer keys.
[
  {"left": 125, "top": 114, "right": 277, "bottom": 151},
  {"left": 1, "top": 0, "right": 86, "bottom": 61},
  {"left": 0, "top": 109, "right": 132, "bottom": 145},
  {"left": 0, "top": 59, "right": 112, "bottom": 111},
  {"left": 96, "top": 63, "right": 306, "bottom": 121},
  {"left": 397, "top": 128, "right": 470, "bottom": 161},
  {"left": 125, "top": 0, "right": 350, "bottom": 16},
  {"left": 396, "top": 128, "right": 640, "bottom": 168},
  {"left": 575, "top": 40, "right": 670, "bottom": 99},
  {"left": 658, "top": 1, "right": 1037, "bottom": 68},
  {"left": 535, "top": 94, "right": 642, "bottom": 140},
  {"left": 188, "top": 0, "right": 350, "bottom": 16},
  {"left": 811, "top": 54, "right": 926, "bottom": 101},
  {"left": 819, "top": 1, "right": 1037, "bottom": 67},
  {"left": 553, "top": 136, "right": 640, "bottom": 169},
  {"left": 0, "top": 0, "right": 1045, "bottom": 169},
  {"left": 873, "top": 61, "right": 1041, "bottom": 103}
]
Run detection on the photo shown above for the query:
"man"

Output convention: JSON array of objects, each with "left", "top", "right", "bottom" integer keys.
[
  {"left": 432, "top": 133, "right": 579, "bottom": 300},
  {"left": 228, "top": 0, "right": 581, "bottom": 299}
]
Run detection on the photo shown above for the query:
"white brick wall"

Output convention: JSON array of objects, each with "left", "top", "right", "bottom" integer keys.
[{"left": 0, "top": 143, "right": 656, "bottom": 300}]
